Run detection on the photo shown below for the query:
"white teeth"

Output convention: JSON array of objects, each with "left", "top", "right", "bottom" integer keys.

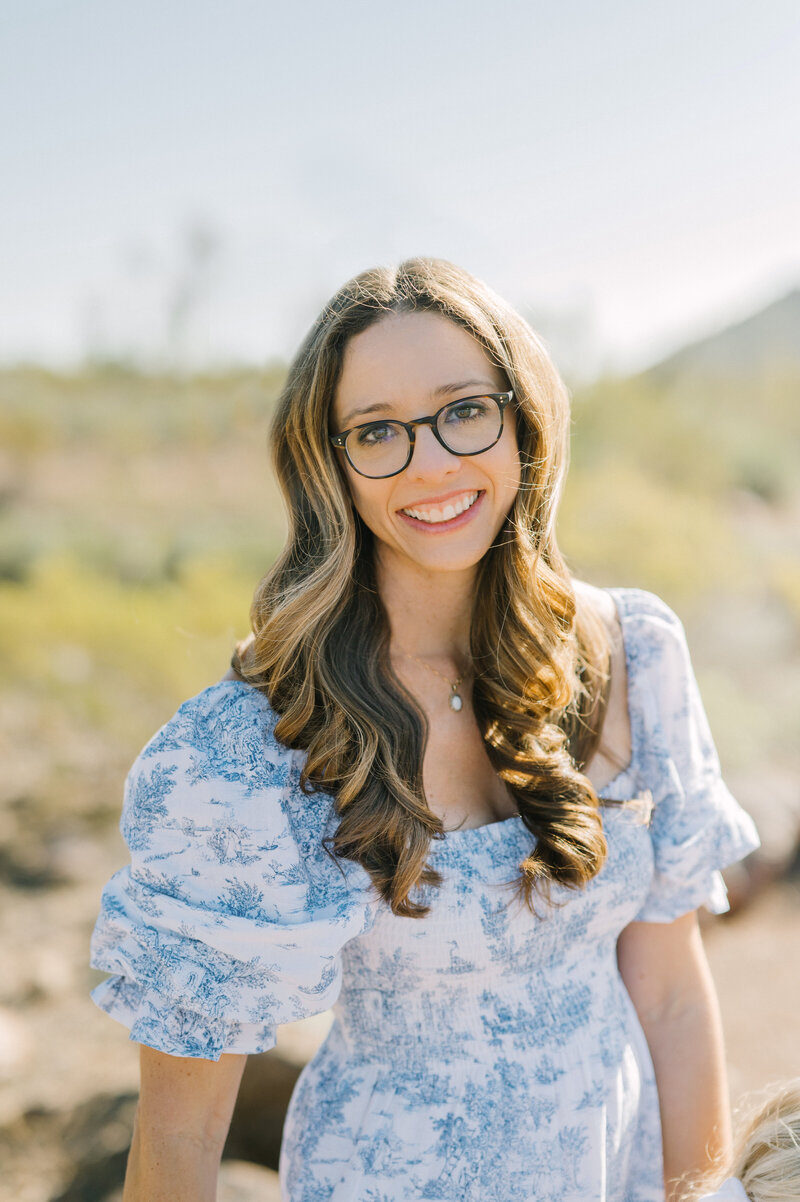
[{"left": 402, "top": 491, "right": 479, "bottom": 524}]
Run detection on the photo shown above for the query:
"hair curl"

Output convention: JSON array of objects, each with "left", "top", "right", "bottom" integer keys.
[
  {"left": 679, "top": 1080, "right": 800, "bottom": 1202},
  {"left": 234, "top": 257, "right": 610, "bottom": 915}
]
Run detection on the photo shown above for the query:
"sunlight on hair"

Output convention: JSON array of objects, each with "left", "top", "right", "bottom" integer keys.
[{"left": 234, "top": 258, "right": 611, "bottom": 915}]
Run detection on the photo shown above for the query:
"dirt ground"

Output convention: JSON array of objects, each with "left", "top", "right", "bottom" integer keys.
[
  {"left": 704, "top": 875, "right": 800, "bottom": 1100},
  {"left": 0, "top": 853, "right": 797, "bottom": 1202}
]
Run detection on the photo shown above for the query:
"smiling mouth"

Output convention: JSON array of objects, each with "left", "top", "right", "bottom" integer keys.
[{"left": 400, "top": 490, "right": 482, "bottom": 524}]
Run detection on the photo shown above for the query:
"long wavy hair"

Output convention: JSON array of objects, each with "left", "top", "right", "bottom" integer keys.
[{"left": 234, "top": 257, "right": 610, "bottom": 916}]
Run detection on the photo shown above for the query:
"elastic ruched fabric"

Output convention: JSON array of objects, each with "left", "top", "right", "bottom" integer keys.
[{"left": 90, "top": 683, "right": 376, "bottom": 1059}]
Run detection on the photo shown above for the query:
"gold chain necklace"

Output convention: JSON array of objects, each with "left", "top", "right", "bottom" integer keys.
[{"left": 399, "top": 649, "right": 468, "bottom": 712}]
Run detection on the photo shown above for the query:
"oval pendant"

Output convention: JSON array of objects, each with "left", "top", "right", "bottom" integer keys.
[{"left": 449, "top": 693, "right": 463, "bottom": 712}]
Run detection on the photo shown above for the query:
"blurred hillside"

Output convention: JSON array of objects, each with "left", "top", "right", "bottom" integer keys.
[
  {"left": 1, "top": 291, "right": 799, "bottom": 1200},
  {"left": 0, "top": 291, "right": 799, "bottom": 851},
  {"left": 648, "top": 288, "right": 800, "bottom": 380},
  {"left": 562, "top": 291, "right": 800, "bottom": 839}
]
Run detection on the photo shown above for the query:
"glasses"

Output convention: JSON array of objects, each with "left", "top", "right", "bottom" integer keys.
[{"left": 330, "top": 391, "right": 513, "bottom": 479}]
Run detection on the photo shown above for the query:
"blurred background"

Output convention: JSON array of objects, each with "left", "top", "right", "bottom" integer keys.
[{"left": 1, "top": 2, "right": 799, "bottom": 1198}]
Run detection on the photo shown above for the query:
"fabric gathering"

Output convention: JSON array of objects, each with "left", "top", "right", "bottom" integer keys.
[{"left": 91, "top": 589, "right": 759, "bottom": 1201}]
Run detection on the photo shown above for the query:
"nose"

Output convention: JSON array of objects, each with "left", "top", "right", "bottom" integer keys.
[{"left": 406, "top": 422, "right": 460, "bottom": 480}]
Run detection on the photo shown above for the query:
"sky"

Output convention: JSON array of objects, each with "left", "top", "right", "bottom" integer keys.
[{"left": 2, "top": 0, "right": 799, "bottom": 375}]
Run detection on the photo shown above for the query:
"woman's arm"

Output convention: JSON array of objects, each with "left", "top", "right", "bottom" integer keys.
[
  {"left": 123, "top": 1046, "right": 247, "bottom": 1202},
  {"left": 617, "top": 912, "right": 731, "bottom": 1202}
]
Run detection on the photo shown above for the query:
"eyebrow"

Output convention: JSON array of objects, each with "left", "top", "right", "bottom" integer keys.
[{"left": 339, "top": 379, "right": 499, "bottom": 428}]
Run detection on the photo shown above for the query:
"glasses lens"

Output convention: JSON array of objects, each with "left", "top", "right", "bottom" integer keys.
[
  {"left": 346, "top": 422, "right": 410, "bottom": 477},
  {"left": 437, "top": 396, "right": 502, "bottom": 455}
]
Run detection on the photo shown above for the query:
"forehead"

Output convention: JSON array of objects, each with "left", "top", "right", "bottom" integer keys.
[{"left": 333, "top": 311, "right": 502, "bottom": 423}]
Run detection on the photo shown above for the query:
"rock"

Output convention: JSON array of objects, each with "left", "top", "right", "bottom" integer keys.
[
  {"left": 225, "top": 1052, "right": 301, "bottom": 1170},
  {"left": 0, "top": 1008, "right": 32, "bottom": 1081},
  {"left": 274, "top": 1011, "right": 332, "bottom": 1067},
  {"left": 729, "top": 765, "right": 800, "bottom": 868},
  {"left": 223, "top": 1014, "right": 331, "bottom": 1170},
  {"left": 0, "top": 1088, "right": 286, "bottom": 1202},
  {"left": 47, "top": 1092, "right": 137, "bottom": 1202}
]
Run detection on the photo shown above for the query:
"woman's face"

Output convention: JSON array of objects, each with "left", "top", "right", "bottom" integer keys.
[{"left": 332, "top": 311, "right": 522, "bottom": 580}]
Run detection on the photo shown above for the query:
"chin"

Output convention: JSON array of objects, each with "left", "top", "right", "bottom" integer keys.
[{"left": 402, "top": 542, "right": 493, "bottom": 575}]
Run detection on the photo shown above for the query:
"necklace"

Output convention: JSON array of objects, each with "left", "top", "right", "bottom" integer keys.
[{"left": 400, "top": 650, "right": 468, "bottom": 712}]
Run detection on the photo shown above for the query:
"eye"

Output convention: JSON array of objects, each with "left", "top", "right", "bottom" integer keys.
[
  {"left": 356, "top": 422, "right": 399, "bottom": 446},
  {"left": 444, "top": 397, "right": 491, "bottom": 423}
]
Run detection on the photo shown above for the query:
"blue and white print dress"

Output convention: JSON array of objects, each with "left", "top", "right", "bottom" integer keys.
[{"left": 91, "top": 590, "right": 759, "bottom": 1201}]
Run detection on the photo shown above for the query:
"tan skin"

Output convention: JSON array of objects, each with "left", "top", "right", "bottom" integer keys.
[{"left": 123, "top": 313, "right": 731, "bottom": 1202}]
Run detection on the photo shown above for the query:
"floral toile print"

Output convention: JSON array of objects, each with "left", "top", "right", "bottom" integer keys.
[{"left": 91, "top": 590, "right": 759, "bottom": 1201}]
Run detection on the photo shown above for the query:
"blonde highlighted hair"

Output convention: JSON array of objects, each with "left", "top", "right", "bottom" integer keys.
[
  {"left": 234, "top": 257, "right": 610, "bottom": 915},
  {"left": 683, "top": 1081, "right": 800, "bottom": 1202}
]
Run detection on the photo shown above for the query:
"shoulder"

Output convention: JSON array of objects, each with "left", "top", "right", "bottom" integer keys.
[
  {"left": 572, "top": 581, "right": 629, "bottom": 783},
  {"left": 571, "top": 581, "right": 690, "bottom": 684},
  {"left": 123, "top": 680, "right": 332, "bottom": 853},
  {"left": 137, "top": 679, "right": 290, "bottom": 791},
  {"left": 119, "top": 681, "right": 360, "bottom": 909},
  {"left": 571, "top": 580, "right": 681, "bottom": 655},
  {"left": 573, "top": 580, "right": 682, "bottom": 632},
  {"left": 604, "top": 586, "right": 683, "bottom": 633},
  {"left": 142, "top": 678, "right": 275, "bottom": 744},
  {"left": 601, "top": 590, "right": 712, "bottom": 759},
  {"left": 572, "top": 578, "right": 618, "bottom": 633},
  {"left": 573, "top": 586, "right": 695, "bottom": 765},
  {"left": 603, "top": 589, "right": 690, "bottom": 681}
]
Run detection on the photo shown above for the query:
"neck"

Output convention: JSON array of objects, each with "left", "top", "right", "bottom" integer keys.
[{"left": 375, "top": 547, "right": 476, "bottom": 663}]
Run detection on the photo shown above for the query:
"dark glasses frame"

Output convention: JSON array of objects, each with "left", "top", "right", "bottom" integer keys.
[{"left": 329, "top": 391, "right": 514, "bottom": 479}]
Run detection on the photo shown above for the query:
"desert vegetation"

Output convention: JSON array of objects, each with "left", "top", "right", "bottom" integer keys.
[{"left": 1, "top": 333, "right": 799, "bottom": 1199}]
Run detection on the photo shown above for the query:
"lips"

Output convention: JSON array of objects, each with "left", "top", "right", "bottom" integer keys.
[{"left": 399, "top": 490, "right": 482, "bottom": 525}]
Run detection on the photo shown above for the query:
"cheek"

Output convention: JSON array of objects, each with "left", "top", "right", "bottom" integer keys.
[
  {"left": 489, "top": 447, "right": 523, "bottom": 530},
  {"left": 504, "top": 411, "right": 524, "bottom": 491},
  {"left": 344, "top": 472, "right": 391, "bottom": 532},
  {"left": 496, "top": 431, "right": 523, "bottom": 498}
]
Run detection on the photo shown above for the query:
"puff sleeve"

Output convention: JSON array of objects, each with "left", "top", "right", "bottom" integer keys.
[
  {"left": 90, "top": 682, "right": 376, "bottom": 1060},
  {"left": 618, "top": 591, "right": 760, "bottom": 923}
]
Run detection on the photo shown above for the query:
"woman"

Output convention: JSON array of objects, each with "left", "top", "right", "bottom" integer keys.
[{"left": 91, "top": 258, "right": 759, "bottom": 1202}]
